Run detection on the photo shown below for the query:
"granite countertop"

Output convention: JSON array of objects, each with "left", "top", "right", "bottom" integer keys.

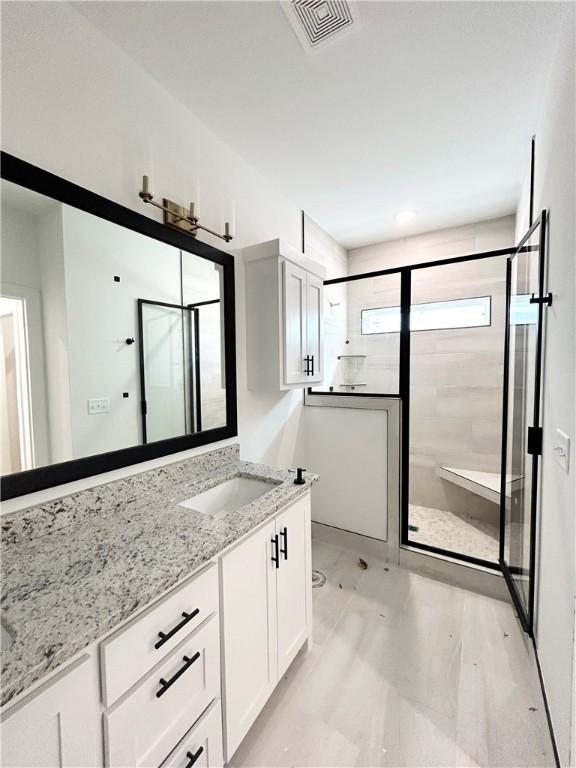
[{"left": 0, "top": 445, "right": 317, "bottom": 707}]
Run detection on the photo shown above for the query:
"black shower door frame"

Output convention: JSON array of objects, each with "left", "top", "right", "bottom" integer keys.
[
  {"left": 138, "top": 298, "right": 222, "bottom": 443},
  {"left": 315, "top": 244, "right": 517, "bottom": 570},
  {"left": 499, "top": 211, "right": 548, "bottom": 636}
]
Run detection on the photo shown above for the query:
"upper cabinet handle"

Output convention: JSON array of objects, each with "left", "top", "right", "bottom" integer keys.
[
  {"left": 156, "top": 651, "right": 201, "bottom": 698},
  {"left": 304, "top": 355, "right": 312, "bottom": 376},
  {"left": 310, "top": 354, "right": 315, "bottom": 377},
  {"left": 155, "top": 608, "right": 200, "bottom": 649}
]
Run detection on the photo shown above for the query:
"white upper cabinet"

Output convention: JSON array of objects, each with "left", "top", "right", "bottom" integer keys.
[
  {"left": 305, "top": 272, "right": 324, "bottom": 384},
  {"left": 244, "top": 239, "right": 325, "bottom": 390},
  {"left": 282, "top": 260, "right": 307, "bottom": 385}
]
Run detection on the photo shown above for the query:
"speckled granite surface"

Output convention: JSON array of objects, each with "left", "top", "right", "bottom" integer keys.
[{"left": 0, "top": 445, "right": 317, "bottom": 707}]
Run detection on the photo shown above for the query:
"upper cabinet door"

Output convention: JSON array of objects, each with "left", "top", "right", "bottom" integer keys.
[
  {"left": 275, "top": 496, "right": 311, "bottom": 679},
  {"left": 282, "top": 260, "right": 308, "bottom": 385},
  {"left": 305, "top": 273, "right": 323, "bottom": 383}
]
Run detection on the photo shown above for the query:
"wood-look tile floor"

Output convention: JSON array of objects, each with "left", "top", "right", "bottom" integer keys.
[{"left": 230, "top": 540, "right": 554, "bottom": 768}]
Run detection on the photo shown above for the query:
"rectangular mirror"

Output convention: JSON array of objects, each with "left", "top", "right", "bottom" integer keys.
[{"left": 0, "top": 153, "right": 237, "bottom": 498}]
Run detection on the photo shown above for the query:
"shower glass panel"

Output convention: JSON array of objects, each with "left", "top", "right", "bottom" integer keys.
[
  {"left": 406, "top": 255, "right": 508, "bottom": 566},
  {"left": 501, "top": 215, "right": 546, "bottom": 633},
  {"left": 311, "top": 274, "right": 401, "bottom": 395},
  {"left": 139, "top": 301, "right": 188, "bottom": 443}
]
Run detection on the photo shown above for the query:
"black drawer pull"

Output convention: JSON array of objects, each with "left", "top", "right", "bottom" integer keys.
[
  {"left": 280, "top": 526, "right": 288, "bottom": 560},
  {"left": 185, "top": 746, "right": 204, "bottom": 768},
  {"left": 155, "top": 609, "right": 200, "bottom": 649},
  {"left": 271, "top": 534, "right": 280, "bottom": 569},
  {"left": 156, "top": 651, "right": 200, "bottom": 698}
]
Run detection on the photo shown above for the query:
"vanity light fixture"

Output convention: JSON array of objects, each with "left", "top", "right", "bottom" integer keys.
[
  {"left": 394, "top": 209, "right": 417, "bottom": 224},
  {"left": 139, "top": 175, "right": 233, "bottom": 243}
]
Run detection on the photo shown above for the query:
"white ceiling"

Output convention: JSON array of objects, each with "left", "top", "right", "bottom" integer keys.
[{"left": 73, "top": 1, "right": 565, "bottom": 249}]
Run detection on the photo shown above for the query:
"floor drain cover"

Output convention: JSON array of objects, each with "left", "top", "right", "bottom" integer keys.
[{"left": 312, "top": 569, "right": 327, "bottom": 588}]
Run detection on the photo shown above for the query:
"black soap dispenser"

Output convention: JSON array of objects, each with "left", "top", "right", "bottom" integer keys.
[{"left": 294, "top": 467, "right": 306, "bottom": 485}]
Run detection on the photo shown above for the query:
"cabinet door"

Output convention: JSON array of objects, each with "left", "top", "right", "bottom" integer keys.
[
  {"left": 275, "top": 495, "right": 311, "bottom": 679},
  {"left": 221, "top": 520, "right": 278, "bottom": 759},
  {"left": 305, "top": 273, "right": 324, "bottom": 383},
  {"left": 282, "top": 260, "right": 307, "bottom": 385},
  {"left": 1, "top": 655, "right": 101, "bottom": 768}
]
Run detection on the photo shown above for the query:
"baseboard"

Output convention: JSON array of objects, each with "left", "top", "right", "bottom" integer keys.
[
  {"left": 399, "top": 545, "right": 509, "bottom": 602},
  {"left": 311, "top": 521, "right": 388, "bottom": 561},
  {"left": 533, "top": 638, "right": 561, "bottom": 767}
]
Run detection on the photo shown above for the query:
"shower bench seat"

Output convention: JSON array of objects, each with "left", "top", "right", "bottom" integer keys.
[{"left": 437, "top": 466, "right": 521, "bottom": 505}]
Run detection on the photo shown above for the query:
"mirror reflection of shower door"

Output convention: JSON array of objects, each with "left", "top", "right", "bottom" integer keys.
[
  {"left": 500, "top": 212, "right": 547, "bottom": 636},
  {"left": 138, "top": 300, "right": 190, "bottom": 444}
]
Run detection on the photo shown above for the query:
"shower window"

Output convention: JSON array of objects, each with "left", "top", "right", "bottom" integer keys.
[{"left": 361, "top": 295, "right": 491, "bottom": 335}]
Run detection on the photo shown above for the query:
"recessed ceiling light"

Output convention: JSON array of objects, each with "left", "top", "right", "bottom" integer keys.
[{"left": 394, "top": 210, "right": 417, "bottom": 224}]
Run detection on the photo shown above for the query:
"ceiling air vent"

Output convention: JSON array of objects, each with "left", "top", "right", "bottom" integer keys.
[{"left": 282, "top": 0, "right": 359, "bottom": 52}]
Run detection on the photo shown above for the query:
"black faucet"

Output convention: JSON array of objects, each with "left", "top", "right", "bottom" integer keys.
[{"left": 293, "top": 467, "right": 306, "bottom": 485}]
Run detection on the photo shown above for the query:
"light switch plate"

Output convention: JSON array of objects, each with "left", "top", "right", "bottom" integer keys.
[
  {"left": 553, "top": 429, "right": 570, "bottom": 473},
  {"left": 88, "top": 397, "right": 110, "bottom": 415}
]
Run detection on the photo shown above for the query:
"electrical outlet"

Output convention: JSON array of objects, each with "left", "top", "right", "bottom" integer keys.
[{"left": 87, "top": 398, "right": 110, "bottom": 415}]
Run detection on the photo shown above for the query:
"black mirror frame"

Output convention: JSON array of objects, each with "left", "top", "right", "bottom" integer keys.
[{"left": 0, "top": 152, "right": 238, "bottom": 500}]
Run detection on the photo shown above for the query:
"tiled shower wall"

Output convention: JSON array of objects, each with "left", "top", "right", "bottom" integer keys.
[{"left": 347, "top": 216, "right": 515, "bottom": 521}]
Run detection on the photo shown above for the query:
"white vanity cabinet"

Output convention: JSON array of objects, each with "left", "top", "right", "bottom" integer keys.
[
  {"left": 244, "top": 239, "right": 325, "bottom": 390},
  {"left": 101, "top": 563, "right": 223, "bottom": 768},
  {"left": 0, "top": 655, "right": 101, "bottom": 768},
  {"left": 220, "top": 492, "right": 312, "bottom": 759},
  {"left": 1, "top": 488, "right": 313, "bottom": 768}
]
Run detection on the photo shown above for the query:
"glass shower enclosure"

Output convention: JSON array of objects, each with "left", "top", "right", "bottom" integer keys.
[{"left": 500, "top": 212, "right": 548, "bottom": 635}]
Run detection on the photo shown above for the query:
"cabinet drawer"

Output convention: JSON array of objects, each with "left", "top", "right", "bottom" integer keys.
[
  {"left": 104, "top": 615, "right": 220, "bottom": 768},
  {"left": 160, "top": 699, "right": 223, "bottom": 768},
  {"left": 101, "top": 564, "right": 218, "bottom": 707}
]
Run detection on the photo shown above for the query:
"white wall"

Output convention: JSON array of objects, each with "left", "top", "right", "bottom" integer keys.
[
  {"left": 300, "top": 405, "right": 389, "bottom": 540},
  {"left": 515, "top": 10, "right": 575, "bottom": 764},
  {"left": 61, "top": 205, "right": 181, "bottom": 457},
  {"left": 1, "top": 2, "right": 345, "bottom": 510},
  {"left": 36, "top": 205, "right": 73, "bottom": 463},
  {"left": 304, "top": 213, "right": 349, "bottom": 389}
]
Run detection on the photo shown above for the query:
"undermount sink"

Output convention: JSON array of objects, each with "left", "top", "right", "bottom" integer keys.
[{"left": 179, "top": 476, "right": 277, "bottom": 517}]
